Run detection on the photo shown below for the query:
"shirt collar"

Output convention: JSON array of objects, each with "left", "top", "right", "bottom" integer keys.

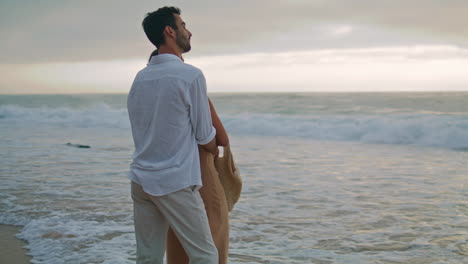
[{"left": 148, "top": 53, "right": 183, "bottom": 65}]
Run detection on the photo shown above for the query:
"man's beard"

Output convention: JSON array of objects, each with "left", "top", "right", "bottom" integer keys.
[{"left": 176, "top": 32, "right": 191, "bottom": 53}]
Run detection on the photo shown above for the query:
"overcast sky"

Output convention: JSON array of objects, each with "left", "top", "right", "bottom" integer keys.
[{"left": 1, "top": 0, "right": 468, "bottom": 93}]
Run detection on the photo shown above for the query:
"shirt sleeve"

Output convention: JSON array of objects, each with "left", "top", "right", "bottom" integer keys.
[{"left": 188, "top": 73, "right": 216, "bottom": 145}]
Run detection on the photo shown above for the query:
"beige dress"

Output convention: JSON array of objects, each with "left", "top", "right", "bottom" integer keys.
[{"left": 166, "top": 147, "right": 229, "bottom": 264}]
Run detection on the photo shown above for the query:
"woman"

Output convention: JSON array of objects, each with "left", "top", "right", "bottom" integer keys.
[
  {"left": 148, "top": 50, "right": 231, "bottom": 263},
  {"left": 166, "top": 98, "right": 230, "bottom": 264}
]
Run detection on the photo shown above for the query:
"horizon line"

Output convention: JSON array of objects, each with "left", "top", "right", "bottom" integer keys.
[{"left": 1, "top": 90, "right": 468, "bottom": 96}]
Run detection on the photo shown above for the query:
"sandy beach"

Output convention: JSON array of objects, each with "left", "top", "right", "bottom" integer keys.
[{"left": 0, "top": 225, "right": 31, "bottom": 264}]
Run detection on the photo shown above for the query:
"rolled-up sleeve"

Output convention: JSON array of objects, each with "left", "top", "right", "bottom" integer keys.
[{"left": 188, "top": 73, "right": 216, "bottom": 145}]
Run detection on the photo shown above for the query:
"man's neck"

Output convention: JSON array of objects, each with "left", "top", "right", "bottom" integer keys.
[{"left": 157, "top": 45, "right": 183, "bottom": 61}]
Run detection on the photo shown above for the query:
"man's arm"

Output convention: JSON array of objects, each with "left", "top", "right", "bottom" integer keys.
[
  {"left": 200, "top": 137, "right": 218, "bottom": 156},
  {"left": 188, "top": 72, "right": 217, "bottom": 154}
]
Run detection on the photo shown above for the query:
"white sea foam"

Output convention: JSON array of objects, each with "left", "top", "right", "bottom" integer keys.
[
  {"left": 0, "top": 213, "right": 30, "bottom": 226},
  {"left": 0, "top": 104, "right": 130, "bottom": 129},
  {"left": 1, "top": 104, "right": 467, "bottom": 149},
  {"left": 223, "top": 113, "right": 468, "bottom": 149},
  {"left": 16, "top": 216, "right": 135, "bottom": 264}
]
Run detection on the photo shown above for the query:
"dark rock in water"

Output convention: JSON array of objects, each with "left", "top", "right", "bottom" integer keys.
[{"left": 66, "top": 143, "right": 91, "bottom": 148}]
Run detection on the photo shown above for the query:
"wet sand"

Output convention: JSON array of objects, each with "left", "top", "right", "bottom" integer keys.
[{"left": 0, "top": 225, "right": 31, "bottom": 264}]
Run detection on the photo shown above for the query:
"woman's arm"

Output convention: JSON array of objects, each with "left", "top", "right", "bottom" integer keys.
[{"left": 208, "top": 98, "right": 229, "bottom": 147}]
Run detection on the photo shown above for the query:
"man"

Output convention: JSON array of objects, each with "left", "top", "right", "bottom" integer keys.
[{"left": 127, "top": 6, "right": 219, "bottom": 264}]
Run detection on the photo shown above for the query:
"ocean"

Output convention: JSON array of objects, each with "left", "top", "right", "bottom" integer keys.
[{"left": 0, "top": 92, "right": 467, "bottom": 264}]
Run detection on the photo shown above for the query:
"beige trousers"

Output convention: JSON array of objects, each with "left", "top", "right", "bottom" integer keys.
[
  {"left": 167, "top": 147, "right": 230, "bottom": 264},
  {"left": 131, "top": 181, "right": 218, "bottom": 264}
]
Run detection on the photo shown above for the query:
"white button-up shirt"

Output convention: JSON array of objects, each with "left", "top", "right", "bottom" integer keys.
[{"left": 127, "top": 54, "right": 216, "bottom": 196}]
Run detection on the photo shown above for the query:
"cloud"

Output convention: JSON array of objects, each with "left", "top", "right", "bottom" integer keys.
[
  {"left": 330, "top": 25, "right": 353, "bottom": 37},
  {"left": 1, "top": 0, "right": 468, "bottom": 64},
  {"left": 3, "top": 45, "right": 467, "bottom": 94},
  {"left": 191, "top": 45, "right": 468, "bottom": 92}
]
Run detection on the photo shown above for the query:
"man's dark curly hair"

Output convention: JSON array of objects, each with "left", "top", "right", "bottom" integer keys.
[{"left": 142, "top": 6, "right": 181, "bottom": 48}]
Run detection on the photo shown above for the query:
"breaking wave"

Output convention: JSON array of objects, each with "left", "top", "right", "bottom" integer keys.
[{"left": 1, "top": 104, "right": 467, "bottom": 149}]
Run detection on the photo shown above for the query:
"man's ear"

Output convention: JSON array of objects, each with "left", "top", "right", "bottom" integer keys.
[{"left": 164, "top": 26, "right": 176, "bottom": 40}]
